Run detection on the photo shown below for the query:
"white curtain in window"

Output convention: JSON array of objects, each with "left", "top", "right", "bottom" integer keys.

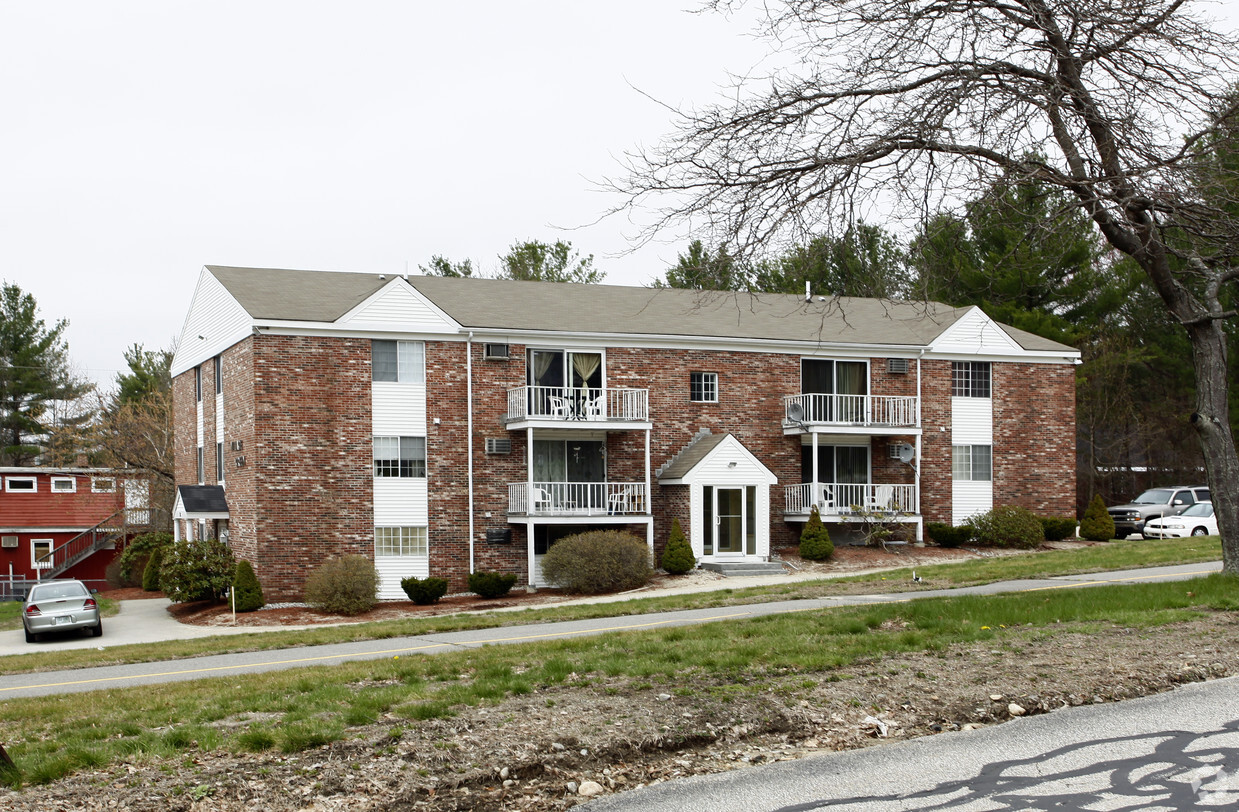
[{"left": 571, "top": 353, "right": 601, "bottom": 389}]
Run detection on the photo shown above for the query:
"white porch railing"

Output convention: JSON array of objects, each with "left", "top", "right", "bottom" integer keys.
[
  {"left": 783, "top": 394, "right": 918, "bottom": 428},
  {"left": 506, "top": 386, "right": 649, "bottom": 423},
  {"left": 784, "top": 482, "right": 918, "bottom": 516},
  {"left": 509, "top": 481, "right": 649, "bottom": 516}
]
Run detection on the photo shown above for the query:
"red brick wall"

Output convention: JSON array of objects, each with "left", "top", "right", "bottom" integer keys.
[
  {"left": 248, "top": 335, "right": 375, "bottom": 600},
  {"left": 993, "top": 362, "right": 1077, "bottom": 516},
  {"left": 173, "top": 335, "right": 1078, "bottom": 597}
]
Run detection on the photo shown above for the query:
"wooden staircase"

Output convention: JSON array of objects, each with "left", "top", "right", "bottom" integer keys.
[{"left": 36, "top": 507, "right": 159, "bottom": 580}]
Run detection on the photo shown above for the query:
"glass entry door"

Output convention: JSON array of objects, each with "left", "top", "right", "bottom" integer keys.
[
  {"left": 703, "top": 485, "right": 758, "bottom": 557},
  {"left": 715, "top": 488, "right": 744, "bottom": 555}
]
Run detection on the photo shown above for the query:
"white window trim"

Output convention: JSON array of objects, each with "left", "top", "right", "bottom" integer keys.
[
  {"left": 51, "top": 477, "right": 77, "bottom": 493},
  {"left": 5, "top": 476, "right": 36, "bottom": 493},
  {"left": 375, "top": 526, "right": 429, "bottom": 557},
  {"left": 31, "top": 538, "right": 53, "bottom": 569},
  {"left": 92, "top": 477, "right": 117, "bottom": 493},
  {"left": 691, "top": 371, "right": 719, "bottom": 403}
]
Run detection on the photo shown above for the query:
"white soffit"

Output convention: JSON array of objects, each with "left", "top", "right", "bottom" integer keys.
[
  {"left": 928, "top": 306, "right": 1025, "bottom": 356},
  {"left": 336, "top": 277, "right": 462, "bottom": 335},
  {"left": 171, "top": 268, "right": 255, "bottom": 377}
]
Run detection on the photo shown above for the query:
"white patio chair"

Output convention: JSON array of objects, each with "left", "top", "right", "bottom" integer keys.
[
  {"left": 817, "top": 485, "right": 835, "bottom": 513},
  {"left": 867, "top": 484, "right": 895, "bottom": 513},
  {"left": 582, "top": 395, "right": 604, "bottom": 420},
  {"left": 532, "top": 487, "right": 553, "bottom": 513},
  {"left": 608, "top": 486, "right": 633, "bottom": 514},
  {"left": 547, "top": 396, "right": 568, "bottom": 419}
]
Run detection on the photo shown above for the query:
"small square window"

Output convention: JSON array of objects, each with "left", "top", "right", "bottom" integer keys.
[
  {"left": 5, "top": 477, "right": 36, "bottom": 493},
  {"left": 51, "top": 477, "right": 76, "bottom": 493},
  {"left": 952, "top": 445, "right": 993, "bottom": 481},
  {"left": 375, "top": 526, "right": 429, "bottom": 556},
  {"left": 373, "top": 436, "right": 427, "bottom": 478},
  {"left": 951, "top": 361, "right": 991, "bottom": 398},
  {"left": 32, "top": 539, "right": 53, "bottom": 569},
  {"left": 372, "top": 340, "right": 425, "bottom": 383},
  {"left": 690, "top": 372, "right": 719, "bottom": 403},
  {"left": 92, "top": 477, "right": 116, "bottom": 493}
]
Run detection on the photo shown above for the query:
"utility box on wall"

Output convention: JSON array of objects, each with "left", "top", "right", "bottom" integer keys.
[{"left": 485, "top": 528, "right": 512, "bottom": 545}]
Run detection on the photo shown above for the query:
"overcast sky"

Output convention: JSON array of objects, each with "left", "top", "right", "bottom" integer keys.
[
  {"left": 0, "top": 1, "right": 773, "bottom": 388},
  {"left": 2, "top": 2, "right": 1236, "bottom": 390}
]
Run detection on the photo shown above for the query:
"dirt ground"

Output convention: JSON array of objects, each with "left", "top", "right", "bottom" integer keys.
[{"left": 6, "top": 543, "right": 1237, "bottom": 811}]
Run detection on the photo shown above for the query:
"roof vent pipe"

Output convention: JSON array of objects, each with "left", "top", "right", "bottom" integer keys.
[{"left": 805, "top": 280, "right": 811, "bottom": 302}]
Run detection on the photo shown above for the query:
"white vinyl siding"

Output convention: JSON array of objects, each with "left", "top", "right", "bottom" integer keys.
[
  {"left": 952, "top": 383, "right": 994, "bottom": 525},
  {"left": 170, "top": 269, "right": 255, "bottom": 377},
  {"left": 372, "top": 339, "right": 430, "bottom": 599},
  {"left": 339, "top": 282, "right": 461, "bottom": 332}
]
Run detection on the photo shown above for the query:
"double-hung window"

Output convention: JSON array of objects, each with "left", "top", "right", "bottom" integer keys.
[
  {"left": 690, "top": 372, "right": 719, "bottom": 403},
  {"left": 951, "top": 361, "right": 991, "bottom": 398},
  {"left": 375, "top": 526, "right": 428, "bottom": 556},
  {"left": 373, "top": 436, "right": 427, "bottom": 478},
  {"left": 372, "top": 340, "right": 425, "bottom": 383},
  {"left": 952, "top": 445, "right": 993, "bottom": 481}
]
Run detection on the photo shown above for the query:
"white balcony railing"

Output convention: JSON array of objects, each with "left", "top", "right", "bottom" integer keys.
[
  {"left": 783, "top": 393, "right": 918, "bottom": 428},
  {"left": 784, "top": 482, "right": 918, "bottom": 516},
  {"left": 509, "top": 481, "right": 648, "bottom": 516},
  {"left": 506, "top": 386, "right": 649, "bottom": 423}
]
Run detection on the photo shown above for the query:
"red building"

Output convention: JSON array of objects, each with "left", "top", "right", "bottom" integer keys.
[
  {"left": 171, "top": 267, "right": 1080, "bottom": 602},
  {"left": 0, "top": 468, "right": 150, "bottom": 598}
]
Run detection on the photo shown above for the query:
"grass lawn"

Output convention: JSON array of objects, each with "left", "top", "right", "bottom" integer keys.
[
  {"left": 0, "top": 536, "right": 1222, "bottom": 676},
  {"left": 1, "top": 571, "right": 1235, "bottom": 788}
]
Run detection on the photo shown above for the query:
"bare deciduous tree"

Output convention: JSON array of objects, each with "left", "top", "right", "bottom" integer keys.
[{"left": 612, "top": 0, "right": 1239, "bottom": 571}]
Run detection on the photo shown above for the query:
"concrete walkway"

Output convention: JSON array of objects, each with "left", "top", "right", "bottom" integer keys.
[{"left": 0, "top": 560, "right": 1222, "bottom": 700}]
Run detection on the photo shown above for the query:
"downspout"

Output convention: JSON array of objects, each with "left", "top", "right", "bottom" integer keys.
[{"left": 467, "top": 332, "right": 475, "bottom": 575}]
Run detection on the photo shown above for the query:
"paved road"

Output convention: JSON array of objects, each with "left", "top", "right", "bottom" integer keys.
[
  {"left": 588, "top": 675, "right": 1239, "bottom": 811},
  {"left": 0, "top": 561, "right": 1222, "bottom": 700}
]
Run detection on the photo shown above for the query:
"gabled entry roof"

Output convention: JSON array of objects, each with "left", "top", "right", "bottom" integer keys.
[
  {"left": 174, "top": 485, "right": 230, "bottom": 519},
  {"left": 657, "top": 431, "right": 777, "bottom": 485}
]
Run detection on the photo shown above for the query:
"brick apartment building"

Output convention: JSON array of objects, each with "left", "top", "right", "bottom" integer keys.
[{"left": 170, "top": 266, "right": 1079, "bottom": 601}]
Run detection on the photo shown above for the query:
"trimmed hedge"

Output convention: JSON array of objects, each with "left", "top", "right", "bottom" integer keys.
[
  {"left": 158, "top": 538, "right": 236, "bottom": 603},
  {"left": 401, "top": 576, "right": 448, "bottom": 605},
  {"left": 1040, "top": 516, "right": 1079, "bottom": 541},
  {"left": 1080, "top": 494, "right": 1116, "bottom": 541},
  {"left": 468, "top": 571, "right": 518, "bottom": 599},
  {"left": 541, "top": 531, "right": 653, "bottom": 594},
  {"left": 141, "top": 546, "right": 165, "bottom": 591},
  {"left": 926, "top": 522, "right": 972, "bottom": 548},
  {"left": 303, "top": 555, "right": 378, "bottom": 616},
  {"left": 232, "top": 560, "right": 266, "bottom": 612},
  {"left": 660, "top": 518, "right": 695, "bottom": 574},
  {"left": 798, "top": 506, "right": 834, "bottom": 560},
  {"left": 968, "top": 505, "right": 1046, "bottom": 549}
]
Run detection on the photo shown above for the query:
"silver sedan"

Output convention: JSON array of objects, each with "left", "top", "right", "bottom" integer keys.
[{"left": 22, "top": 579, "right": 103, "bottom": 642}]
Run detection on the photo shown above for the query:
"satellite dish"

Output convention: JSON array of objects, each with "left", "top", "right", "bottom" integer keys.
[
  {"left": 787, "top": 402, "right": 805, "bottom": 423},
  {"left": 897, "top": 444, "right": 915, "bottom": 464}
]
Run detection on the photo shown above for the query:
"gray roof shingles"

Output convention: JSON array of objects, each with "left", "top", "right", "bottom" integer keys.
[{"left": 206, "top": 266, "right": 1075, "bottom": 353}]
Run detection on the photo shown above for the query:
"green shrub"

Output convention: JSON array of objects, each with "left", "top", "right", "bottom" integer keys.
[
  {"left": 117, "top": 531, "right": 173, "bottom": 586},
  {"left": 141, "top": 546, "right": 165, "bottom": 591},
  {"left": 158, "top": 538, "right": 237, "bottom": 603},
  {"left": 401, "top": 576, "right": 449, "bottom": 605},
  {"left": 303, "top": 555, "right": 378, "bottom": 616},
  {"left": 926, "top": 522, "right": 972, "bottom": 548},
  {"left": 660, "top": 518, "right": 695, "bottom": 574},
  {"left": 1079, "top": 494, "right": 1116, "bottom": 541},
  {"left": 541, "top": 531, "right": 653, "bottom": 594},
  {"left": 968, "top": 505, "right": 1046, "bottom": 549},
  {"left": 798, "top": 506, "right": 834, "bottom": 560},
  {"left": 1040, "top": 516, "right": 1079, "bottom": 541},
  {"left": 468, "top": 571, "right": 518, "bottom": 599},
  {"left": 232, "top": 560, "right": 266, "bottom": 612}
]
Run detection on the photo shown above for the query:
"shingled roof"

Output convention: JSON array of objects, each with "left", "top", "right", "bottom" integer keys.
[{"left": 205, "top": 266, "right": 1074, "bottom": 352}]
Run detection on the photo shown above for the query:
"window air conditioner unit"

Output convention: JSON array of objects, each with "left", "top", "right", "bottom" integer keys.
[
  {"left": 483, "top": 343, "right": 510, "bottom": 360},
  {"left": 485, "top": 438, "right": 512, "bottom": 455},
  {"left": 1, "top": 536, "right": 17, "bottom": 549},
  {"left": 887, "top": 358, "right": 909, "bottom": 374}
]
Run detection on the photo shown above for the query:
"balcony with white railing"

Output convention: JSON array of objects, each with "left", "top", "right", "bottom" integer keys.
[
  {"left": 508, "top": 481, "right": 649, "bottom": 517},
  {"left": 783, "top": 482, "right": 918, "bottom": 519},
  {"left": 783, "top": 393, "right": 918, "bottom": 432},
  {"left": 506, "top": 386, "right": 650, "bottom": 427}
]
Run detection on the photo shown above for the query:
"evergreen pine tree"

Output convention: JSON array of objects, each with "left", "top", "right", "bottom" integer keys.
[
  {"left": 660, "top": 518, "right": 695, "bottom": 574},
  {"left": 232, "top": 560, "right": 266, "bottom": 612},
  {"left": 1079, "top": 494, "right": 1116, "bottom": 541},
  {"left": 799, "top": 506, "right": 834, "bottom": 560}
]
